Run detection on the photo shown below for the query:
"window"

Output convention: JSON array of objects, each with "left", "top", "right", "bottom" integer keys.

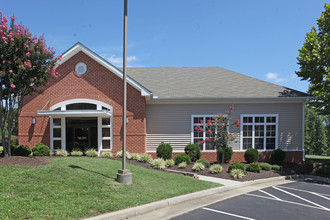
[
  {"left": 241, "top": 115, "right": 278, "bottom": 150},
  {"left": 192, "top": 115, "right": 217, "bottom": 151},
  {"left": 101, "top": 118, "right": 111, "bottom": 149},
  {"left": 52, "top": 118, "right": 62, "bottom": 150},
  {"left": 66, "top": 103, "right": 97, "bottom": 110}
]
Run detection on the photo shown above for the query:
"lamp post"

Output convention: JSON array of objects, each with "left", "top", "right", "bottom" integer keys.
[{"left": 116, "top": 0, "right": 132, "bottom": 184}]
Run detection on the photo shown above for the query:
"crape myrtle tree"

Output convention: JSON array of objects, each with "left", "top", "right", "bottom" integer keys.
[
  {"left": 194, "top": 105, "right": 241, "bottom": 163},
  {"left": 0, "top": 12, "right": 61, "bottom": 157},
  {"left": 296, "top": 3, "right": 330, "bottom": 115}
]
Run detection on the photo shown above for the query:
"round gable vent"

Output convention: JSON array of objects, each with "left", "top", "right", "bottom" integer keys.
[{"left": 75, "top": 62, "right": 87, "bottom": 75}]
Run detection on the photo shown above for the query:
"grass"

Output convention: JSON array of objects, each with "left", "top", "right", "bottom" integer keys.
[
  {"left": 0, "top": 157, "right": 220, "bottom": 219},
  {"left": 305, "top": 155, "right": 330, "bottom": 163}
]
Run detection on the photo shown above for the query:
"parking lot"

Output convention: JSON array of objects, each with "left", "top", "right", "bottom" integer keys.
[{"left": 173, "top": 181, "right": 330, "bottom": 220}]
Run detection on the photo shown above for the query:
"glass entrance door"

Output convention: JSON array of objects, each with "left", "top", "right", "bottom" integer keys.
[{"left": 66, "top": 117, "right": 97, "bottom": 152}]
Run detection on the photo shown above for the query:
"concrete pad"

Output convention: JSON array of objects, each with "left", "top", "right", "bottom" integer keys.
[{"left": 198, "top": 175, "right": 241, "bottom": 186}]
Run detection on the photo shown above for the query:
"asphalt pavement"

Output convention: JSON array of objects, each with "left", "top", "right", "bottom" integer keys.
[{"left": 173, "top": 181, "right": 330, "bottom": 220}]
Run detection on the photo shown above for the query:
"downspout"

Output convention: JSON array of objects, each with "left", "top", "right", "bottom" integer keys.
[{"left": 302, "top": 98, "right": 310, "bottom": 163}]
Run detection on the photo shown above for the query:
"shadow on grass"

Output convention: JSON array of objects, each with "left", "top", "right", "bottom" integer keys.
[{"left": 69, "top": 164, "right": 116, "bottom": 180}]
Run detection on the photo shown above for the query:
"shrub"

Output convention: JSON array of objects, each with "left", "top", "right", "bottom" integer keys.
[
  {"left": 138, "top": 153, "right": 153, "bottom": 163},
  {"left": 116, "top": 151, "right": 130, "bottom": 158},
  {"left": 244, "top": 148, "right": 259, "bottom": 163},
  {"left": 196, "top": 159, "right": 210, "bottom": 167},
  {"left": 231, "top": 169, "right": 245, "bottom": 179},
  {"left": 10, "top": 145, "right": 18, "bottom": 155},
  {"left": 156, "top": 142, "right": 173, "bottom": 160},
  {"left": 56, "top": 150, "right": 68, "bottom": 157},
  {"left": 271, "top": 149, "right": 286, "bottom": 164},
  {"left": 32, "top": 143, "right": 50, "bottom": 156},
  {"left": 184, "top": 144, "right": 202, "bottom": 162},
  {"left": 217, "top": 147, "right": 233, "bottom": 163},
  {"left": 260, "top": 163, "right": 272, "bottom": 171},
  {"left": 210, "top": 164, "right": 223, "bottom": 173},
  {"left": 228, "top": 162, "right": 245, "bottom": 172},
  {"left": 15, "top": 145, "right": 31, "bottom": 156},
  {"left": 315, "top": 164, "right": 330, "bottom": 177},
  {"left": 246, "top": 163, "right": 261, "bottom": 173},
  {"left": 130, "top": 153, "right": 140, "bottom": 160},
  {"left": 86, "top": 149, "right": 98, "bottom": 157},
  {"left": 272, "top": 164, "right": 282, "bottom": 171},
  {"left": 101, "top": 151, "right": 113, "bottom": 158},
  {"left": 151, "top": 158, "right": 167, "bottom": 169},
  {"left": 49, "top": 151, "right": 54, "bottom": 156},
  {"left": 126, "top": 152, "right": 132, "bottom": 160},
  {"left": 178, "top": 162, "right": 187, "bottom": 168},
  {"left": 0, "top": 146, "right": 3, "bottom": 154},
  {"left": 165, "top": 159, "right": 175, "bottom": 167},
  {"left": 174, "top": 153, "right": 191, "bottom": 165},
  {"left": 192, "top": 162, "right": 205, "bottom": 171},
  {"left": 71, "top": 150, "right": 83, "bottom": 156}
]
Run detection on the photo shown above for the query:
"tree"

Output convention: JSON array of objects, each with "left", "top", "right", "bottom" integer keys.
[
  {"left": 194, "top": 105, "right": 240, "bottom": 163},
  {"left": 0, "top": 12, "right": 61, "bottom": 157},
  {"left": 296, "top": 3, "right": 330, "bottom": 115},
  {"left": 304, "top": 106, "right": 328, "bottom": 155}
]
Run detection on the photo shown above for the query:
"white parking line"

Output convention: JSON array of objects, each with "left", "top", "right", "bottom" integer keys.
[
  {"left": 277, "top": 185, "right": 330, "bottom": 199},
  {"left": 272, "top": 186, "right": 330, "bottom": 211},
  {"left": 259, "top": 189, "right": 282, "bottom": 201},
  {"left": 202, "top": 207, "right": 256, "bottom": 220},
  {"left": 246, "top": 193, "right": 330, "bottom": 212}
]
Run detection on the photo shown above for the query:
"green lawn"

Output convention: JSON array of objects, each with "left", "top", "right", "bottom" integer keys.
[
  {"left": 305, "top": 155, "right": 330, "bottom": 163},
  {"left": 0, "top": 157, "right": 220, "bottom": 219}
]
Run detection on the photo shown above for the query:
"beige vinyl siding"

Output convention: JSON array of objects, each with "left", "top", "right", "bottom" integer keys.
[{"left": 146, "top": 103, "right": 303, "bottom": 152}]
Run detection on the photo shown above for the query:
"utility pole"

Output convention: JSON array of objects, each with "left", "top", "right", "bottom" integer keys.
[{"left": 116, "top": 0, "right": 132, "bottom": 184}]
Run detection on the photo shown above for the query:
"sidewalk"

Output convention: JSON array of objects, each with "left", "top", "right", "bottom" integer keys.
[{"left": 86, "top": 176, "right": 293, "bottom": 220}]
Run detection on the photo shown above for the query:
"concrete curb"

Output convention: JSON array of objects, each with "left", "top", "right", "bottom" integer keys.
[{"left": 86, "top": 175, "right": 291, "bottom": 220}]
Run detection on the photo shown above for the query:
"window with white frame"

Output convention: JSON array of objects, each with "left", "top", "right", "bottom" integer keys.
[
  {"left": 241, "top": 115, "right": 278, "bottom": 150},
  {"left": 192, "top": 115, "right": 217, "bottom": 151},
  {"left": 52, "top": 118, "right": 62, "bottom": 150},
  {"left": 101, "top": 118, "right": 111, "bottom": 149}
]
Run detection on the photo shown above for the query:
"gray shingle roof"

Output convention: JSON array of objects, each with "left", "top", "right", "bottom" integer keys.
[{"left": 126, "top": 67, "right": 311, "bottom": 99}]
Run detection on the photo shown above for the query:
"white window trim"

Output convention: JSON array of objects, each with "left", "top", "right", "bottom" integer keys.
[
  {"left": 240, "top": 114, "right": 279, "bottom": 151},
  {"left": 191, "top": 114, "right": 221, "bottom": 152}
]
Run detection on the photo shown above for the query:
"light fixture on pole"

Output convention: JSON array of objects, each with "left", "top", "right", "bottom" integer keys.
[{"left": 116, "top": 0, "right": 132, "bottom": 184}]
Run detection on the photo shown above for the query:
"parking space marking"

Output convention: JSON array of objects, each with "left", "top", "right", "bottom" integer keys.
[
  {"left": 246, "top": 193, "right": 330, "bottom": 212},
  {"left": 258, "top": 189, "right": 282, "bottom": 201},
  {"left": 272, "top": 186, "right": 330, "bottom": 211},
  {"left": 202, "top": 207, "right": 256, "bottom": 220},
  {"left": 277, "top": 185, "right": 330, "bottom": 200}
]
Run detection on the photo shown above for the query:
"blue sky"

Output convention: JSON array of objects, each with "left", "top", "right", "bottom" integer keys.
[{"left": 1, "top": 0, "right": 328, "bottom": 92}]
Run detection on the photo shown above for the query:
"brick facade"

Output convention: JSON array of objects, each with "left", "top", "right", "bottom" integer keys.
[{"left": 19, "top": 51, "right": 146, "bottom": 154}]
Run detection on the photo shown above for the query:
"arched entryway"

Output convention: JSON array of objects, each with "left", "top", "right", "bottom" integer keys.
[{"left": 38, "top": 99, "right": 113, "bottom": 156}]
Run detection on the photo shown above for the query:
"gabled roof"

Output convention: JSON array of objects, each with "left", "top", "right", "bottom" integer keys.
[
  {"left": 58, "top": 42, "right": 152, "bottom": 96},
  {"left": 126, "top": 67, "right": 312, "bottom": 100}
]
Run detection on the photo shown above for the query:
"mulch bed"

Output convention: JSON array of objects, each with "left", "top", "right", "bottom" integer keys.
[{"left": 0, "top": 156, "right": 50, "bottom": 166}]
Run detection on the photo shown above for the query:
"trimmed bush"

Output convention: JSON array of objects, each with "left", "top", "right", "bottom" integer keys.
[
  {"left": 217, "top": 147, "right": 233, "bottom": 163},
  {"left": 228, "top": 162, "right": 245, "bottom": 172},
  {"left": 10, "top": 145, "right": 18, "bottom": 155},
  {"left": 71, "top": 150, "right": 83, "bottom": 156},
  {"left": 231, "top": 169, "right": 245, "bottom": 179},
  {"left": 184, "top": 144, "right": 202, "bottom": 162},
  {"left": 192, "top": 162, "right": 205, "bottom": 171},
  {"left": 101, "top": 151, "right": 113, "bottom": 158},
  {"left": 86, "top": 149, "right": 98, "bottom": 157},
  {"left": 246, "top": 162, "right": 261, "bottom": 173},
  {"left": 210, "top": 164, "right": 223, "bottom": 173},
  {"left": 116, "top": 151, "right": 130, "bottom": 158},
  {"left": 174, "top": 153, "right": 191, "bottom": 165},
  {"left": 272, "top": 164, "right": 282, "bottom": 171},
  {"left": 138, "top": 153, "right": 153, "bottom": 163},
  {"left": 130, "top": 153, "right": 140, "bottom": 160},
  {"left": 156, "top": 142, "right": 173, "bottom": 160},
  {"left": 244, "top": 148, "right": 259, "bottom": 163},
  {"left": 260, "top": 163, "right": 272, "bottom": 171},
  {"left": 165, "top": 159, "right": 175, "bottom": 167},
  {"left": 178, "top": 162, "right": 187, "bottom": 168},
  {"left": 56, "top": 150, "right": 68, "bottom": 157},
  {"left": 315, "top": 164, "right": 330, "bottom": 177},
  {"left": 32, "top": 143, "right": 50, "bottom": 156},
  {"left": 196, "top": 159, "right": 210, "bottom": 167},
  {"left": 151, "top": 158, "right": 167, "bottom": 169},
  {"left": 271, "top": 149, "right": 286, "bottom": 164},
  {"left": 15, "top": 145, "right": 31, "bottom": 156},
  {"left": 0, "top": 146, "right": 3, "bottom": 154}
]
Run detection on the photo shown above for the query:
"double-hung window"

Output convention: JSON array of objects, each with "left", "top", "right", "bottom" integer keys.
[
  {"left": 191, "top": 115, "right": 217, "bottom": 151},
  {"left": 241, "top": 115, "right": 278, "bottom": 150}
]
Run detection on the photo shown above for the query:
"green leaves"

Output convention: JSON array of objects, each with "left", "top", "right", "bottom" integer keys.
[{"left": 296, "top": 3, "right": 330, "bottom": 114}]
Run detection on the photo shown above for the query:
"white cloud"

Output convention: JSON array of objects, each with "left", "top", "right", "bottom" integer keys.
[
  {"left": 108, "top": 55, "right": 137, "bottom": 66},
  {"left": 266, "top": 72, "right": 288, "bottom": 83}
]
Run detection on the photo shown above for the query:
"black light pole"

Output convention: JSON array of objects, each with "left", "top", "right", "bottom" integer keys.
[{"left": 116, "top": 0, "right": 132, "bottom": 184}]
